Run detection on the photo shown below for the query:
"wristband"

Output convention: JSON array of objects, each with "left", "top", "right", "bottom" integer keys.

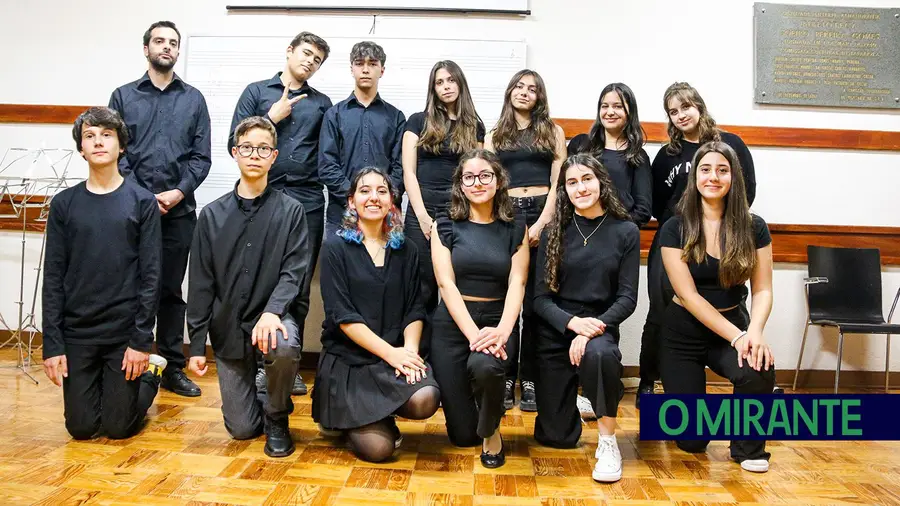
[{"left": 730, "top": 331, "right": 747, "bottom": 348}]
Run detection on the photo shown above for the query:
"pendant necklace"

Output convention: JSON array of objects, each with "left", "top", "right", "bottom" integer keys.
[{"left": 574, "top": 213, "right": 607, "bottom": 246}]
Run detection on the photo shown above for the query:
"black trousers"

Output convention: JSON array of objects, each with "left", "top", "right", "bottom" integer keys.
[
  {"left": 403, "top": 189, "right": 450, "bottom": 359},
  {"left": 534, "top": 327, "right": 623, "bottom": 448},
  {"left": 156, "top": 211, "right": 196, "bottom": 370},
  {"left": 431, "top": 300, "right": 514, "bottom": 447},
  {"left": 63, "top": 341, "right": 160, "bottom": 440},
  {"left": 659, "top": 303, "right": 775, "bottom": 462},
  {"left": 291, "top": 203, "right": 325, "bottom": 343},
  {"left": 506, "top": 193, "right": 546, "bottom": 384},
  {"left": 638, "top": 230, "right": 666, "bottom": 385}
]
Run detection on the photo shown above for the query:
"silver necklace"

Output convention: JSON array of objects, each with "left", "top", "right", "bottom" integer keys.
[{"left": 573, "top": 213, "right": 607, "bottom": 246}]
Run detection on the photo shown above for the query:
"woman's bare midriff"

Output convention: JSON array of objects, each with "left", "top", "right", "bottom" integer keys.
[
  {"left": 672, "top": 295, "right": 737, "bottom": 312},
  {"left": 508, "top": 185, "right": 549, "bottom": 198},
  {"left": 461, "top": 295, "right": 503, "bottom": 302}
]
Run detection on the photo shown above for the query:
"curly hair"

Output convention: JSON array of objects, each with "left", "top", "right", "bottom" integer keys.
[
  {"left": 337, "top": 167, "right": 405, "bottom": 249},
  {"left": 544, "top": 154, "right": 630, "bottom": 292},
  {"left": 448, "top": 149, "right": 514, "bottom": 222}
]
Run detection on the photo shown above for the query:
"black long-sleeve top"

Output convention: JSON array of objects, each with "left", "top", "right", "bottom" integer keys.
[
  {"left": 187, "top": 184, "right": 310, "bottom": 360},
  {"left": 533, "top": 214, "right": 640, "bottom": 337},
  {"left": 318, "top": 93, "right": 406, "bottom": 200},
  {"left": 567, "top": 134, "right": 653, "bottom": 227},
  {"left": 42, "top": 180, "right": 161, "bottom": 359},
  {"left": 228, "top": 73, "right": 333, "bottom": 209},
  {"left": 108, "top": 73, "right": 212, "bottom": 218},
  {"left": 320, "top": 237, "right": 424, "bottom": 366},
  {"left": 650, "top": 131, "right": 756, "bottom": 226}
]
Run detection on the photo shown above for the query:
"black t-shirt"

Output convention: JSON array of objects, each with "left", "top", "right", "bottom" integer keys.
[
  {"left": 659, "top": 214, "right": 771, "bottom": 309},
  {"left": 405, "top": 112, "right": 485, "bottom": 191},
  {"left": 436, "top": 215, "right": 526, "bottom": 299},
  {"left": 650, "top": 131, "right": 756, "bottom": 225}
]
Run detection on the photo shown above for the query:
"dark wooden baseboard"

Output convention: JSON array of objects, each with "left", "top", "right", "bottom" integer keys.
[{"left": 5, "top": 331, "right": 894, "bottom": 390}]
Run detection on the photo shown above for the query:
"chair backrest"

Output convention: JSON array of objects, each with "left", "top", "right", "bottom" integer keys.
[{"left": 806, "top": 245, "right": 884, "bottom": 323}]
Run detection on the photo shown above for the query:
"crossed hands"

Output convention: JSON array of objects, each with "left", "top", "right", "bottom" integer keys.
[
  {"left": 566, "top": 317, "right": 606, "bottom": 366},
  {"left": 734, "top": 330, "right": 775, "bottom": 372},
  {"left": 386, "top": 347, "right": 427, "bottom": 385},
  {"left": 470, "top": 326, "right": 510, "bottom": 360}
]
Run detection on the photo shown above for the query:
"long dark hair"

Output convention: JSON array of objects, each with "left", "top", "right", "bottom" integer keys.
[
  {"left": 677, "top": 141, "right": 755, "bottom": 287},
  {"left": 338, "top": 167, "right": 404, "bottom": 249},
  {"left": 586, "top": 83, "right": 646, "bottom": 166},
  {"left": 418, "top": 60, "right": 481, "bottom": 154},
  {"left": 448, "top": 149, "right": 514, "bottom": 222},
  {"left": 491, "top": 69, "right": 558, "bottom": 153},
  {"left": 544, "top": 154, "right": 630, "bottom": 292},
  {"left": 663, "top": 82, "right": 721, "bottom": 156}
]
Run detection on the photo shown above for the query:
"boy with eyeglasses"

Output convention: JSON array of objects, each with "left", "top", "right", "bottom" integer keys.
[{"left": 187, "top": 117, "right": 310, "bottom": 457}]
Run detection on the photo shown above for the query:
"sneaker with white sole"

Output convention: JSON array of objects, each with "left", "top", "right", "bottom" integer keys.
[
  {"left": 148, "top": 355, "right": 168, "bottom": 377},
  {"left": 740, "top": 458, "right": 769, "bottom": 473},
  {"left": 592, "top": 434, "right": 622, "bottom": 483},
  {"left": 577, "top": 395, "right": 597, "bottom": 420}
]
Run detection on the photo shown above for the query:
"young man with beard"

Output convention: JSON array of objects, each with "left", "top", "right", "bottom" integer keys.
[
  {"left": 187, "top": 117, "right": 310, "bottom": 457},
  {"left": 109, "top": 21, "right": 212, "bottom": 398},
  {"left": 228, "top": 32, "right": 333, "bottom": 396},
  {"left": 319, "top": 41, "right": 406, "bottom": 236},
  {"left": 43, "top": 107, "right": 167, "bottom": 440}
]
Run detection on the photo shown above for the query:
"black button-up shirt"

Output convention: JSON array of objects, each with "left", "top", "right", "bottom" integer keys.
[
  {"left": 318, "top": 93, "right": 406, "bottom": 200},
  {"left": 108, "top": 72, "right": 212, "bottom": 218},
  {"left": 228, "top": 73, "right": 332, "bottom": 210},
  {"left": 187, "top": 183, "right": 310, "bottom": 359}
]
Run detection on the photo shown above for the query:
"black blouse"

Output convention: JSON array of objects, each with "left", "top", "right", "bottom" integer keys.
[
  {"left": 495, "top": 145, "right": 554, "bottom": 189},
  {"left": 436, "top": 216, "right": 527, "bottom": 299},
  {"left": 405, "top": 112, "right": 485, "bottom": 191},
  {"left": 320, "top": 237, "right": 425, "bottom": 365},
  {"left": 659, "top": 214, "right": 771, "bottom": 309},
  {"left": 534, "top": 214, "right": 640, "bottom": 336}
]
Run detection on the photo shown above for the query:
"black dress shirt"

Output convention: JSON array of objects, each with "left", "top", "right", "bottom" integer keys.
[
  {"left": 108, "top": 72, "right": 212, "bottom": 218},
  {"left": 42, "top": 180, "right": 161, "bottom": 358},
  {"left": 320, "top": 237, "right": 424, "bottom": 366},
  {"left": 318, "top": 93, "right": 406, "bottom": 200},
  {"left": 187, "top": 184, "right": 310, "bottom": 359},
  {"left": 229, "top": 73, "right": 333, "bottom": 209}
]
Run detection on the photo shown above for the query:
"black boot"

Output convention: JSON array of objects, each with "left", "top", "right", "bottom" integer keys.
[
  {"left": 264, "top": 415, "right": 295, "bottom": 458},
  {"left": 161, "top": 368, "right": 201, "bottom": 397},
  {"left": 519, "top": 380, "right": 537, "bottom": 412},
  {"left": 292, "top": 372, "right": 308, "bottom": 396},
  {"left": 636, "top": 382, "right": 654, "bottom": 410}
]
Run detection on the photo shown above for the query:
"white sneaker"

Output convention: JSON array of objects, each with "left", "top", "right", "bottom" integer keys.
[
  {"left": 148, "top": 354, "right": 168, "bottom": 377},
  {"left": 740, "top": 459, "right": 769, "bottom": 473},
  {"left": 592, "top": 434, "right": 622, "bottom": 482},
  {"left": 577, "top": 395, "right": 597, "bottom": 420}
]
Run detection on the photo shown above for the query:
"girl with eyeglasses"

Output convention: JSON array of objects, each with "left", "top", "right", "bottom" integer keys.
[
  {"left": 429, "top": 149, "right": 529, "bottom": 469},
  {"left": 313, "top": 167, "right": 440, "bottom": 463},
  {"left": 484, "top": 69, "right": 567, "bottom": 412},
  {"left": 402, "top": 60, "right": 485, "bottom": 356},
  {"left": 532, "top": 154, "right": 639, "bottom": 483}
]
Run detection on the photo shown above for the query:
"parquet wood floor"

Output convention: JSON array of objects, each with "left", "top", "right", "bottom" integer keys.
[{"left": 2, "top": 351, "right": 899, "bottom": 506}]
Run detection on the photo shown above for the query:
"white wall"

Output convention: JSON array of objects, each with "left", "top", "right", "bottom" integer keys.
[{"left": 1, "top": 0, "right": 898, "bottom": 372}]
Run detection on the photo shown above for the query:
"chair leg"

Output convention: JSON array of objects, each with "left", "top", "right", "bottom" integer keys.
[
  {"left": 793, "top": 321, "right": 811, "bottom": 391},
  {"left": 835, "top": 330, "right": 844, "bottom": 394},
  {"left": 886, "top": 334, "right": 892, "bottom": 393}
]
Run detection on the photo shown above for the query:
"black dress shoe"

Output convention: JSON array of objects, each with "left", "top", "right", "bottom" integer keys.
[
  {"left": 480, "top": 437, "right": 506, "bottom": 469},
  {"left": 264, "top": 416, "right": 295, "bottom": 458},
  {"left": 635, "top": 382, "right": 654, "bottom": 410},
  {"left": 161, "top": 368, "right": 202, "bottom": 397},
  {"left": 503, "top": 379, "right": 515, "bottom": 410},
  {"left": 520, "top": 381, "right": 537, "bottom": 412},
  {"left": 292, "top": 372, "right": 308, "bottom": 396}
]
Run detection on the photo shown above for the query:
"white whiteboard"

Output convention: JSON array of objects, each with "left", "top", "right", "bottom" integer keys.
[
  {"left": 185, "top": 35, "right": 526, "bottom": 206},
  {"left": 229, "top": 1, "right": 529, "bottom": 12}
]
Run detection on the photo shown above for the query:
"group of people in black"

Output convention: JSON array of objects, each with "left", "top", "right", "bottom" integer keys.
[{"left": 41, "top": 22, "right": 777, "bottom": 483}]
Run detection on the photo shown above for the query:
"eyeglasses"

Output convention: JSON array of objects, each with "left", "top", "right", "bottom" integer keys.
[
  {"left": 237, "top": 144, "right": 273, "bottom": 159},
  {"left": 461, "top": 172, "right": 495, "bottom": 187}
]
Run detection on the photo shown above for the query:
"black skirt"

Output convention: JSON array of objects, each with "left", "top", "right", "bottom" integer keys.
[{"left": 312, "top": 351, "right": 439, "bottom": 430}]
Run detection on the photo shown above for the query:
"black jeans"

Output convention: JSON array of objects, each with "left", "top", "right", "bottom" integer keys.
[
  {"left": 431, "top": 300, "right": 514, "bottom": 447},
  {"left": 506, "top": 193, "right": 546, "bottom": 384},
  {"left": 156, "top": 211, "right": 196, "bottom": 370},
  {"left": 216, "top": 316, "right": 302, "bottom": 439},
  {"left": 63, "top": 341, "right": 160, "bottom": 440},
  {"left": 659, "top": 303, "right": 775, "bottom": 462},
  {"left": 403, "top": 189, "right": 451, "bottom": 358},
  {"left": 639, "top": 230, "right": 666, "bottom": 385}
]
